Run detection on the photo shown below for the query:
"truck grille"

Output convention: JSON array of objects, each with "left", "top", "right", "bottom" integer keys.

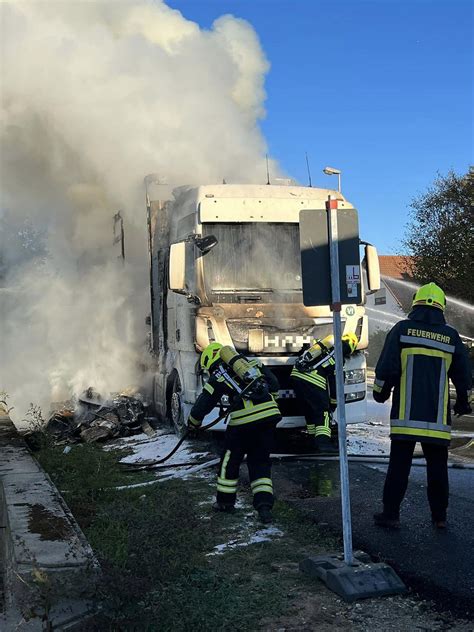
[{"left": 227, "top": 321, "right": 337, "bottom": 354}]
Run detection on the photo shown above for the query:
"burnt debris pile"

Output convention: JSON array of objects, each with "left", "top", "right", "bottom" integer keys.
[{"left": 43, "top": 388, "right": 154, "bottom": 444}]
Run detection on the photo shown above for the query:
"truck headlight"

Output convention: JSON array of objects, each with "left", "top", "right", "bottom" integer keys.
[
  {"left": 345, "top": 391, "right": 365, "bottom": 402},
  {"left": 344, "top": 369, "right": 365, "bottom": 385}
]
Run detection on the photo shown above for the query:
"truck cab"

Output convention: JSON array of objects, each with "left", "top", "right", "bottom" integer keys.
[{"left": 145, "top": 180, "right": 380, "bottom": 433}]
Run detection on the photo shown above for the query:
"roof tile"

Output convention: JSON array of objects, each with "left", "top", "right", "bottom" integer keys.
[{"left": 378, "top": 255, "right": 414, "bottom": 279}]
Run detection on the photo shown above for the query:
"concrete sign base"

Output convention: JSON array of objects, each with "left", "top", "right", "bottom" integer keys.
[{"left": 300, "top": 551, "right": 406, "bottom": 602}]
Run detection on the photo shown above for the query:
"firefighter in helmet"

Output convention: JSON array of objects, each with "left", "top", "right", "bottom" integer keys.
[
  {"left": 290, "top": 333, "right": 359, "bottom": 452},
  {"left": 373, "top": 282, "right": 472, "bottom": 529},
  {"left": 188, "top": 343, "right": 282, "bottom": 524}
]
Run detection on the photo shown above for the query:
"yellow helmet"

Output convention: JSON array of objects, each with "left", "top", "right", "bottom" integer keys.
[
  {"left": 200, "top": 342, "right": 223, "bottom": 371},
  {"left": 412, "top": 283, "right": 446, "bottom": 311},
  {"left": 342, "top": 333, "right": 358, "bottom": 354}
]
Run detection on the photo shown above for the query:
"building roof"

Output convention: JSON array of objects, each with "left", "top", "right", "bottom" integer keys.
[
  {"left": 378, "top": 255, "right": 414, "bottom": 280},
  {"left": 378, "top": 255, "right": 473, "bottom": 338}
]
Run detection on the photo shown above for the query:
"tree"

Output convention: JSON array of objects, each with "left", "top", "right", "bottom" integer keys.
[{"left": 404, "top": 169, "right": 474, "bottom": 303}]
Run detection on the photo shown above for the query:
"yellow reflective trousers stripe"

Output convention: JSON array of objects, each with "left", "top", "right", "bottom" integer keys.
[
  {"left": 217, "top": 450, "right": 238, "bottom": 493},
  {"left": 251, "top": 477, "right": 273, "bottom": 495},
  {"left": 314, "top": 411, "right": 331, "bottom": 437}
]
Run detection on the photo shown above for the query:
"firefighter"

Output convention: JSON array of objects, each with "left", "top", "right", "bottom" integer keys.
[
  {"left": 187, "top": 343, "right": 282, "bottom": 524},
  {"left": 290, "top": 333, "right": 359, "bottom": 452},
  {"left": 372, "top": 283, "right": 472, "bottom": 529}
]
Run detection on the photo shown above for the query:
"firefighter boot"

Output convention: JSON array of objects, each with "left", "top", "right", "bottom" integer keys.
[
  {"left": 315, "top": 435, "right": 339, "bottom": 454},
  {"left": 257, "top": 506, "right": 273, "bottom": 524}
]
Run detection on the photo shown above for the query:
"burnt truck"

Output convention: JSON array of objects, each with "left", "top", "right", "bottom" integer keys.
[{"left": 145, "top": 177, "right": 381, "bottom": 434}]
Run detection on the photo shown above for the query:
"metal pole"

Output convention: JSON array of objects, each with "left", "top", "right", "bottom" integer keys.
[
  {"left": 337, "top": 173, "right": 341, "bottom": 193},
  {"left": 326, "top": 195, "right": 354, "bottom": 565}
]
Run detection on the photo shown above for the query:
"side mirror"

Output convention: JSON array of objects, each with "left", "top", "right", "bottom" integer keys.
[
  {"left": 365, "top": 244, "right": 381, "bottom": 292},
  {"left": 195, "top": 234, "right": 218, "bottom": 255},
  {"left": 169, "top": 242, "right": 186, "bottom": 292}
]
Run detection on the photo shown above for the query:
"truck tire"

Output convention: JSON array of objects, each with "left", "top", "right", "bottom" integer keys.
[
  {"left": 152, "top": 373, "right": 165, "bottom": 421},
  {"left": 168, "top": 373, "right": 186, "bottom": 436}
]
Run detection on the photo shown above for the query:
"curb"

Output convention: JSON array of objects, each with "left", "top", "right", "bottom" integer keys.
[{"left": 0, "top": 415, "right": 99, "bottom": 629}]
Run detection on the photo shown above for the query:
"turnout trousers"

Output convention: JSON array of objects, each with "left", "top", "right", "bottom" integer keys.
[
  {"left": 383, "top": 440, "right": 449, "bottom": 521},
  {"left": 216, "top": 419, "right": 276, "bottom": 510},
  {"left": 291, "top": 379, "right": 332, "bottom": 439}
]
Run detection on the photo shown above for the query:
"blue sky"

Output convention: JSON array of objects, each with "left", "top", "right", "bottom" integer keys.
[{"left": 167, "top": 0, "right": 472, "bottom": 253}]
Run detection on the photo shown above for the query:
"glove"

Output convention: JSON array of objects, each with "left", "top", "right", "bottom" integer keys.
[
  {"left": 187, "top": 416, "right": 202, "bottom": 435},
  {"left": 453, "top": 401, "right": 472, "bottom": 417},
  {"left": 372, "top": 390, "right": 388, "bottom": 404}
]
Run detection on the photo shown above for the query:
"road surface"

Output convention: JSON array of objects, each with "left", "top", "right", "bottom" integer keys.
[{"left": 271, "top": 390, "right": 474, "bottom": 617}]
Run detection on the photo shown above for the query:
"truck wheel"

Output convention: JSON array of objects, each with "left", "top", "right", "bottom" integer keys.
[
  {"left": 168, "top": 373, "right": 186, "bottom": 436},
  {"left": 152, "top": 373, "right": 164, "bottom": 420}
]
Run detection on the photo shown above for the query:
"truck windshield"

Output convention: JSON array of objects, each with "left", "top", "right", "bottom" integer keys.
[{"left": 202, "top": 223, "right": 302, "bottom": 303}]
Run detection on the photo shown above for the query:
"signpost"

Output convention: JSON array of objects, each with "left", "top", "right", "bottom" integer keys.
[
  {"left": 327, "top": 196, "right": 355, "bottom": 565},
  {"left": 300, "top": 198, "right": 360, "bottom": 565},
  {"left": 298, "top": 197, "right": 406, "bottom": 601}
]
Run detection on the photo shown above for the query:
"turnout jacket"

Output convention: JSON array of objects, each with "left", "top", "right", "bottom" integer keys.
[
  {"left": 189, "top": 363, "right": 281, "bottom": 428},
  {"left": 290, "top": 350, "right": 337, "bottom": 409},
  {"left": 373, "top": 306, "right": 472, "bottom": 445}
]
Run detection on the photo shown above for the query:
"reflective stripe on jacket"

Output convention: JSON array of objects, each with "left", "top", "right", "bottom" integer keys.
[
  {"left": 290, "top": 352, "right": 336, "bottom": 394},
  {"left": 190, "top": 363, "right": 281, "bottom": 428},
  {"left": 228, "top": 396, "right": 280, "bottom": 426},
  {"left": 373, "top": 306, "right": 472, "bottom": 445}
]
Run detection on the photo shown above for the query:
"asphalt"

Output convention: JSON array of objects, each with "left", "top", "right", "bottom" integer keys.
[{"left": 274, "top": 458, "right": 474, "bottom": 617}]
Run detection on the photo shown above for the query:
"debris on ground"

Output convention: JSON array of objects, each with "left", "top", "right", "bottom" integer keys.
[{"left": 37, "top": 387, "right": 155, "bottom": 444}]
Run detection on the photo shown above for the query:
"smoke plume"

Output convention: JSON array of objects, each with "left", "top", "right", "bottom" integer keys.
[{"left": 0, "top": 1, "right": 274, "bottom": 424}]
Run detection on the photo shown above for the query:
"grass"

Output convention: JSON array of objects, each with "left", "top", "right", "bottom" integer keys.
[{"left": 32, "top": 439, "right": 342, "bottom": 631}]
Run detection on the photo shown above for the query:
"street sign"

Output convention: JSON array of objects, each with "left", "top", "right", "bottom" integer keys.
[
  {"left": 299, "top": 208, "right": 361, "bottom": 306},
  {"left": 299, "top": 197, "right": 404, "bottom": 597}
]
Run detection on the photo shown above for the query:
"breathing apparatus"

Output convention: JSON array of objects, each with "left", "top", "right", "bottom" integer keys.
[
  {"left": 295, "top": 335, "right": 335, "bottom": 372},
  {"left": 214, "top": 345, "right": 269, "bottom": 402},
  {"left": 295, "top": 333, "right": 358, "bottom": 372}
]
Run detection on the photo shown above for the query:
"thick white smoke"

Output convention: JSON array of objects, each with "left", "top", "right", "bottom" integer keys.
[{"left": 0, "top": 1, "right": 275, "bottom": 424}]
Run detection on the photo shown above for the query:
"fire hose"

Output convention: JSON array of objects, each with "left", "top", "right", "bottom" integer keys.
[
  {"left": 121, "top": 372, "right": 273, "bottom": 472},
  {"left": 119, "top": 409, "right": 229, "bottom": 471}
]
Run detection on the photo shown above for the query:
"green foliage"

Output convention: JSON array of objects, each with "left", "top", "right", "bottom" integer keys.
[
  {"left": 88, "top": 481, "right": 210, "bottom": 628},
  {"left": 404, "top": 170, "right": 474, "bottom": 302},
  {"left": 35, "top": 441, "right": 341, "bottom": 630},
  {"left": 35, "top": 443, "right": 127, "bottom": 496}
]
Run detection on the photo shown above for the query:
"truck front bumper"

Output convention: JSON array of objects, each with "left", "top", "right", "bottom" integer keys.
[{"left": 203, "top": 395, "right": 367, "bottom": 431}]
